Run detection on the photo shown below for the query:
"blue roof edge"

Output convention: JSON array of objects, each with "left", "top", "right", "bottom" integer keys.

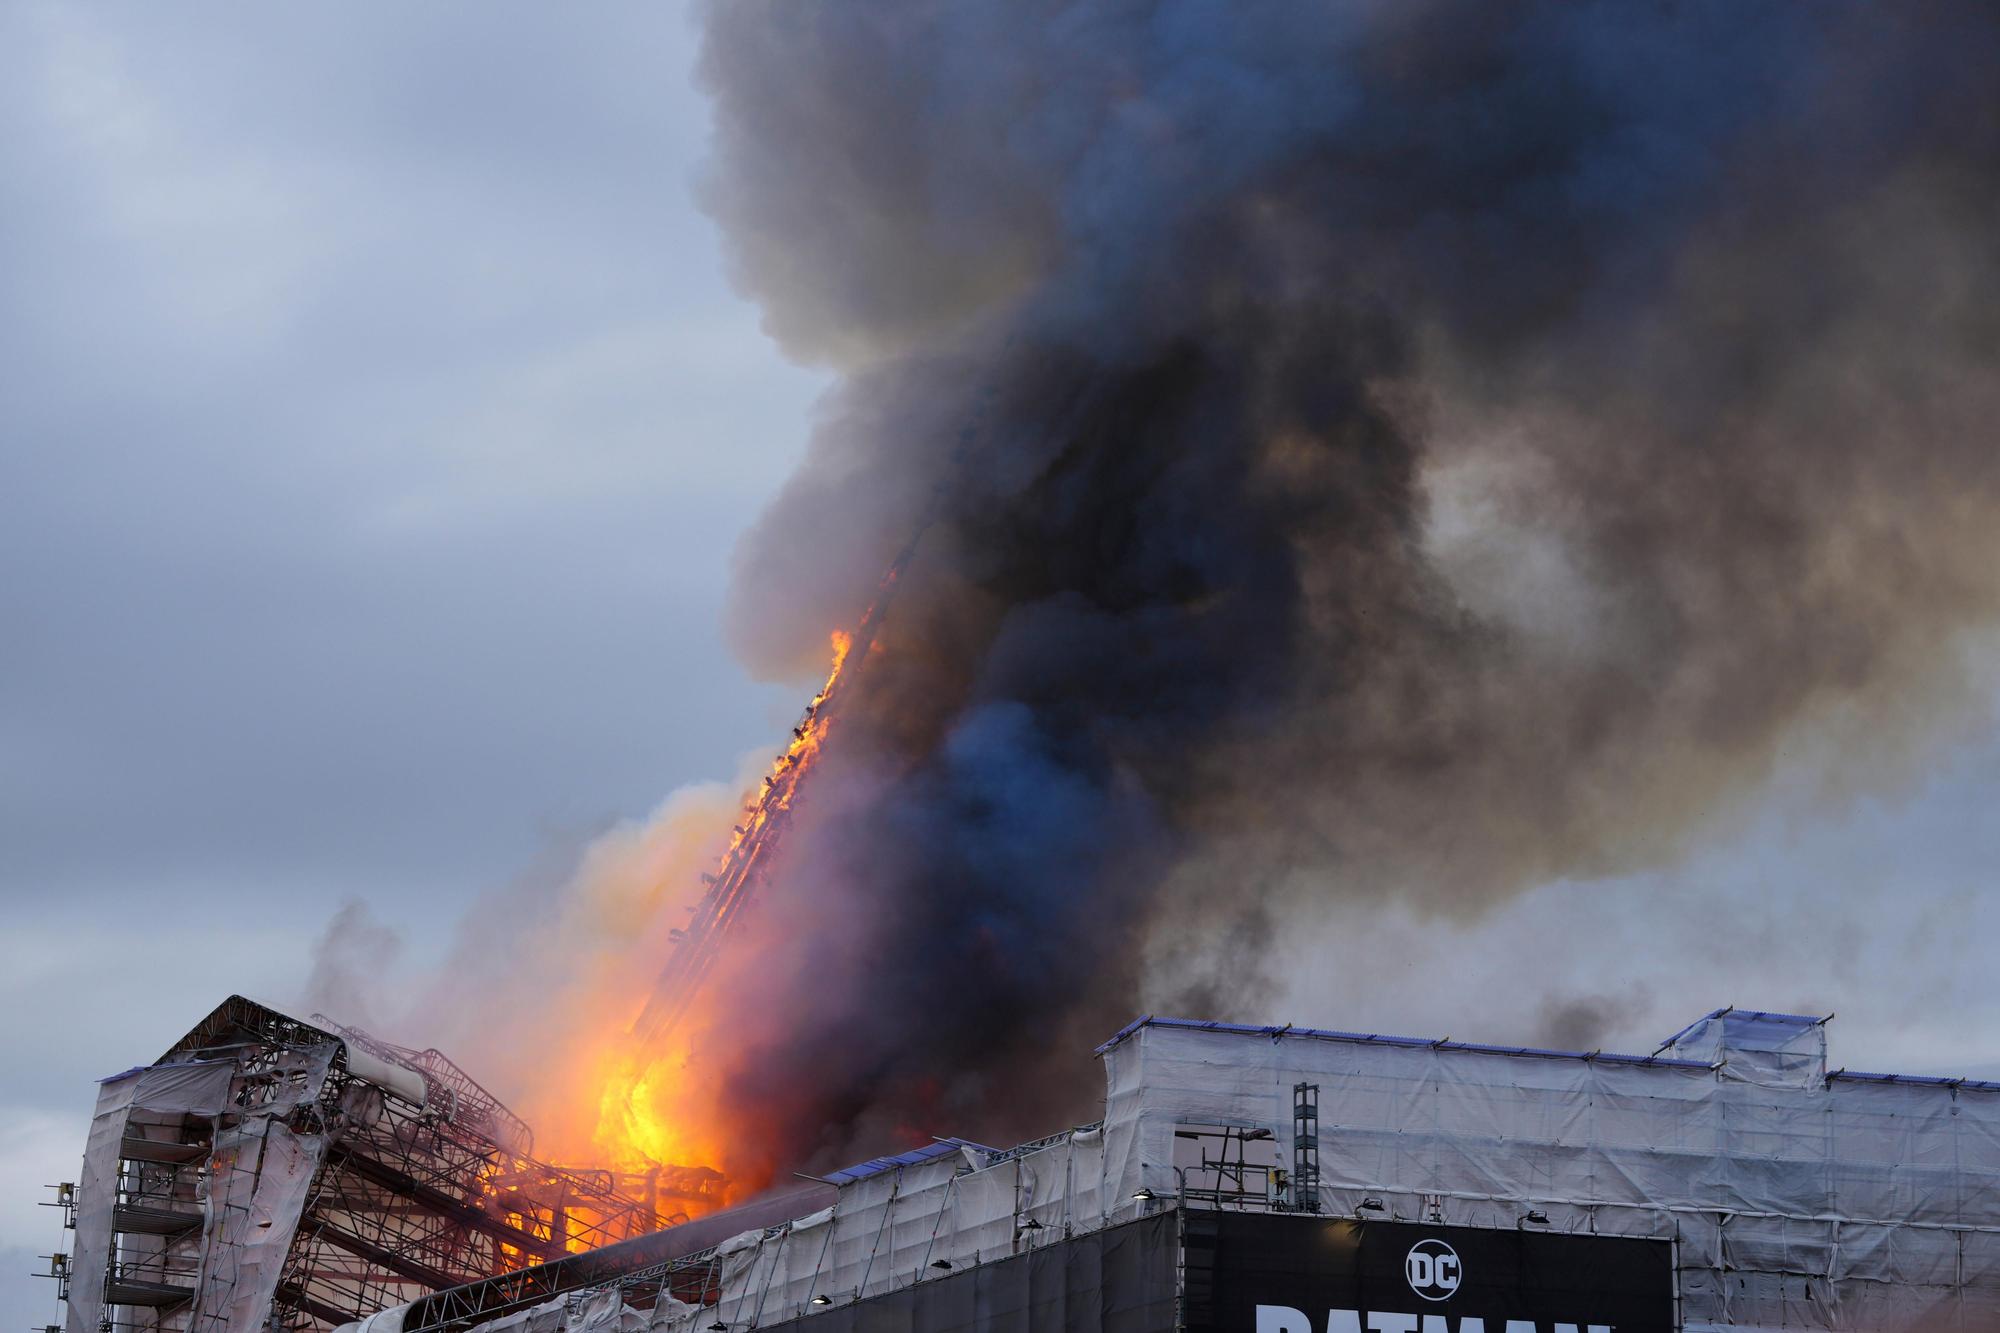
[
  {"left": 1094, "top": 1014, "right": 1155, "bottom": 1055},
  {"left": 1092, "top": 1015, "right": 1713, "bottom": 1070},
  {"left": 1829, "top": 1069, "right": 2000, "bottom": 1093},
  {"left": 1654, "top": 1005, "right": 1831, "bottom": 1054},
  {"left": 1100, "top": 1014, "right": 2000, "bottom": 1092},
  {"left": 819, "top": 1135, "right": 1002, "bottom": 1186}
]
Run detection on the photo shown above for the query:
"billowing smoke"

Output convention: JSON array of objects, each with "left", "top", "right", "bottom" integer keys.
[
  {"left": 302, "top": 899, "right": 405, "bottom": 1032},
  {"left": 291, "top": 1, "right": 2000, "bottom": 1195},
  {"left": 676, "top": 0, "right": 2000, "bottom": 1169}
]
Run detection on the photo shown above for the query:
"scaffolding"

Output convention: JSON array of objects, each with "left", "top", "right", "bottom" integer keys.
[
  {"left": 60, "top": 996, "right": 716, "bottom": 1333},
  {"left": 366, "top": 1006, "right": 2000, "bottom": 1333},
  {"left": 1289, "top": 1082, "right": 1318, "bottom": 1214}
]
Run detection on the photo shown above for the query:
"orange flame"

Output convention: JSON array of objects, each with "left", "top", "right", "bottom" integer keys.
[{"left": 519, "top": 628, "right": 862, "bottom": 1219}]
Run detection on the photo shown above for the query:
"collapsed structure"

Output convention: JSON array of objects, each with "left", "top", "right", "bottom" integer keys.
[
  {"left": 47, "top": 998, "right": 716, "bottom": 1333},
  {"left": 43, "top": 1001, "right": 2000, "bottom": 1333}
]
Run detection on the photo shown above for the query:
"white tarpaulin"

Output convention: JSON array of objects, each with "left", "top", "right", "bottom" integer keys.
[
  {"left": 64, "top": 1037, "right": 343, "bottom": 1333},
  {"left": 479, "top": 1288, "right": 645, "bottom": 1333},
  {"left": 1101, "top": 1014, "right": 2000, "bottom": 1331},
  {"left": 652, "top": 1131, "right": 1113, "bottom": 1333},
  {"left": 67, "top": 1073, "right": 141, "bottom": 1333},
  {"left": 655, "top": 1010, "right": 2000, "bottom": 1333},
  {"left": 190, "top": 1041, "right": 338, "bottom": 1333},
  {"left": 363, "top": 1008, "right": 2000, "bottom": 1333},
  {"left": 196, "top": 1109, "right": 332, "bottom": 1333},
  {"left": 66, "top": 1059, "right": 244, "bottom": 1333}
]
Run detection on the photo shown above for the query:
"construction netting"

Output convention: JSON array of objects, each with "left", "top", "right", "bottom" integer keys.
[
  {"left": 471, "top": 1288, "right": 645, "bottom": 1333},
  {"left": 692, "top": 1213, "right": 1175, "bottom": 1333},
  {"left": 195, "top": 1044, "right": 336, "bottom": 1333},
  {"left": 342, "top": 1008, "right": 2000, "bottom": 1333},
  {"left": 652, "top": 1131, "right": 1119, "bottom": 1332},
  {"left": 1102, "top": 1014, "right": 2000, "bottom": 1332},
  {"left": 67, "top": 1044, "right": 336, "bottom": 1333}
]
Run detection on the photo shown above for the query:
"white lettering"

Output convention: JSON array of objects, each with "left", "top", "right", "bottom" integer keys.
[
  {"left": 1255, "top": 1307, "right": 1312, "bottom": 1333},
  {"left": 1409, "top": 1254, "right": 1433, "bottom": 1287},
  {"left": 1260, "top": 1308, "right": 1603, "bottom": 1333}
]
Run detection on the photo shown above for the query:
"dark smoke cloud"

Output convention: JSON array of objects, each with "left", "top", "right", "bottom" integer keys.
[
  {"left": 691, "top": 1, "right": 2000, "bottom": 1163},
  {"left": 1533, "top": 990, "right": 1656, "bottom": 1056}
]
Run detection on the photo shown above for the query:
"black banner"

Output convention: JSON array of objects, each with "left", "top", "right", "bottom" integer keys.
[
  {"left": 1193, "top": 1214, "right": 1672, "bottom": 1333},
  {"left": 755, "top": 1212, "right": 1179, "bottom": 1333}
]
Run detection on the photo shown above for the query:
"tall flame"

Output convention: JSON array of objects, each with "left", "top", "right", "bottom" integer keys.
[
  {"left": 538, "top": 626, "right": 863, "bottom": 1210},
  {"left": 525, "top": 542, "right": 920, "bottom": 1217}
]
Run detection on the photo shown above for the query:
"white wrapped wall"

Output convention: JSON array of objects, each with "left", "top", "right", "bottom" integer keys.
[
  {"left": 68, "top": 1074, "right": 142, "bottom": 1333},
  {"left": 658, "top": 1134, "right": 1116, "bottom": 1332},
  {"left": 1102, "top": 1015, "right": 2000, "bottom": 1332},
  {"left": 67, "top": 1054, "right": 323, "bottom": 1333},
  {"left": 426, "top": 1008, "right": 2000, "bottom": 1333}
]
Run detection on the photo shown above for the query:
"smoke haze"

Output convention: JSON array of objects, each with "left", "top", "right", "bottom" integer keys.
[{"left": 685, "top": 0, "right": 2000, "bottom": 1167}]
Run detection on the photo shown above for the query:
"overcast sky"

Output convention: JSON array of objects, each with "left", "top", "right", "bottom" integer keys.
[
  {"left": 0, "top": 6, "right": 826, "bottom": 1324},
  {"left": 4, "top": 6, "right": 1998, "bottom": 1332}
]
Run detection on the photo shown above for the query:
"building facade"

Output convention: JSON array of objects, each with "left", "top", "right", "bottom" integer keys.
[{"left": 49, "top": 1003, "right": 2000, "bottom": 1333}]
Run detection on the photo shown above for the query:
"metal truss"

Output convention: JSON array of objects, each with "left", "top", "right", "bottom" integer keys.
[{"left": 91, "top": 996, "right": 719, "bottom": 1333}]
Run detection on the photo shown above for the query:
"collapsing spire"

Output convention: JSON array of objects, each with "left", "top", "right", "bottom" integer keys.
[{"left": 627, "top": 375, "right": 1008, "bottom": 1053}]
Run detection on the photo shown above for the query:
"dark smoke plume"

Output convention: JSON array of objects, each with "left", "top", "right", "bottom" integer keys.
[{"left": 692, "top": 1, "right": 2000, "bottom": 1165}]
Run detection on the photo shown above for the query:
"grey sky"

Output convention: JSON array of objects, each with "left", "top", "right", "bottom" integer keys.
[
  {"left": 0, "top": 5, "right": 823, "bottom": 1324},
  {"left": 4, "top": 6, "right": 1998, "bottom": 1332}
]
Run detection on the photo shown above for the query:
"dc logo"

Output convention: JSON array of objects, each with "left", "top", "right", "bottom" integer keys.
[{"left": 1405, "top": 1239, "right": 1461, "bottom": 1302}]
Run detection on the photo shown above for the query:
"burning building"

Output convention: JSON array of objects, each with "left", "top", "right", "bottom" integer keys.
[
  {"left": 30, "top": 8, "right": 2000, "bottom": 1333},
  {"left": 44, "top": 997, "right": 718, "bottom": 1333},
  {"left": 41, "top": 1000, "right": 2000, "bottom": 1333},
  {"left": 610, "top": 0, "right": 2000, "bottom": 1194}
]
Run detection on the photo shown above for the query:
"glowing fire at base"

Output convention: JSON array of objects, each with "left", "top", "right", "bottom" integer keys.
[
  {"left": 536, "top": 624, "right": 873, "bottom": 1215},
  {"left": 533, "top": 541, "right": 918, "bottom": 1221},
  {"left": 593, "top": 1051, "right": 725, "bottom": 1188}
]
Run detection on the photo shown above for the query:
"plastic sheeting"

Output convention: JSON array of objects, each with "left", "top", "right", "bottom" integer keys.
[
  {"left": 345, "top": 1302, "right": 412, "bottom": 1333},
  {"left": 476, "top": 1289, "right": 645, "bottom": 1333},
  {"left": 196, "top": 1108, "right": 332, "bottom": 1333},
  {"left": 189, "top": 1041, "right": 338, "bottom": 1333},
  {"left": 1660, "top": 1009, "right": 1830, "bottom": 1090},
  {"left": 651, "top": 1130, "right": 1116, "bottom": 1333},
  {"left": 68, "top": 1073, "right": 142, "bottom": 1333},
  {"left": 65, "top": 1042, "right": 339, "bottom": 1333},
  {"left": 129, "top": 1061, "right": 240, "bottom": 1115},
  {"left": 67, "top": 1060, "right": 246, "bottom": 1333},
  {"left": 356, "top": 1009, "right": 2000, "bottom": 1333},
  {"left": 1102, "top": 1017, "right": 2000, "bottom": 1331},
  {"left": 744, "top": 1213, "right": 1177, "bottom": 1333}
]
